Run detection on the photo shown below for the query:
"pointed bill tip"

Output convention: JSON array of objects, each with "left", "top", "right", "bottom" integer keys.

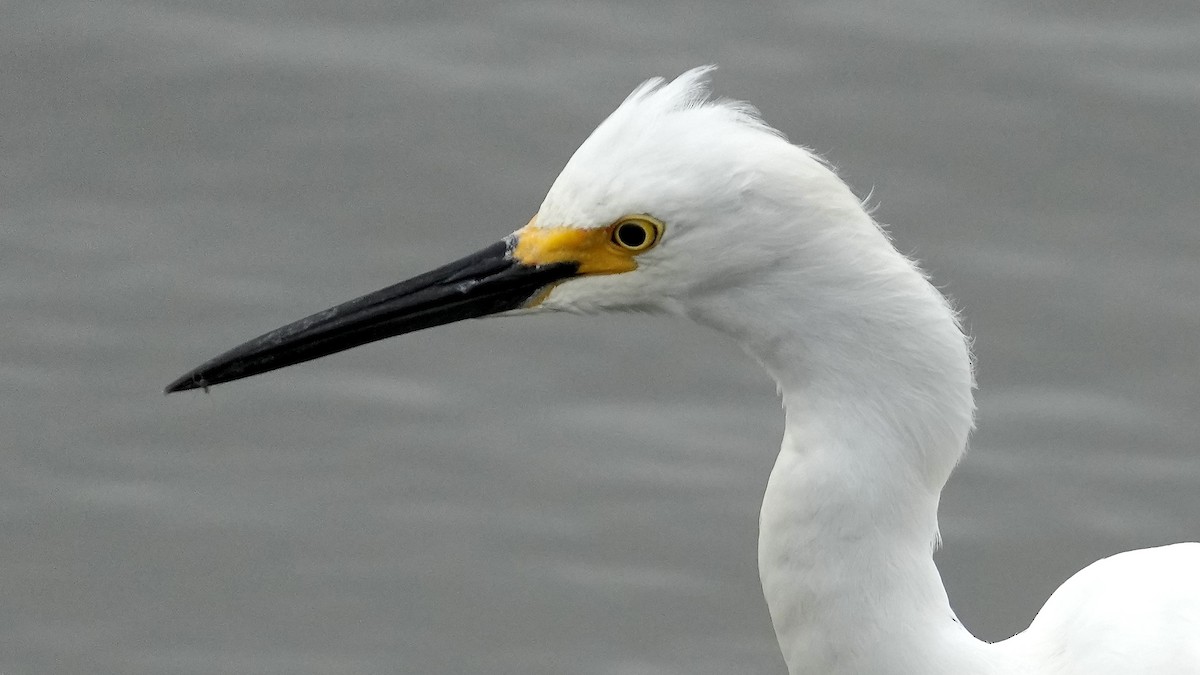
[{"left": 164, "top": 372, "right": 209, "bottom": 394}]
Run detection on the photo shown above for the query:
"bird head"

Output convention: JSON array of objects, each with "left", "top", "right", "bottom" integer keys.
[
  {"left": 165, "top": 67, "right": 876, "bottom": 393},
  {"left": 520, "top": 67, "right": 872, "bottom": 318}
]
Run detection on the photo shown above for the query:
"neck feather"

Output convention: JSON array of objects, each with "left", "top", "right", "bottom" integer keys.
[{"left": 688, "top": 209, "right": 991, "bottom": 674}]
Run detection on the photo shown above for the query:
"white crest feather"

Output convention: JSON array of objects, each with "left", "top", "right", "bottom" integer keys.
[{"left": 530, "top": 68, "right": 1200, "bottom": 675}]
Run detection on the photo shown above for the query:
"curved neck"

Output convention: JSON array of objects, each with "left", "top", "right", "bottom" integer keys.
[
  {"left": 689, "top": 216, "right": 994, "bottom": 673},
  {"left": 756, "top": 276, "right": 986, "bottom": 674},
  {"left": 760, "top": 393, "right": 984, "bottom": 675}
]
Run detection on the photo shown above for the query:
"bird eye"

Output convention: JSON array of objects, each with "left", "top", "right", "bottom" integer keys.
[{"left": 611, "top": 217, "right": 661, "bottom": 252}]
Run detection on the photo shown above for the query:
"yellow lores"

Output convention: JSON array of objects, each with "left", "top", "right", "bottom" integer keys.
[
  {"left": 512, "top": 215, "right": 664, "bottom": 275},
  {"left": 512, "top": 215, "right": 664, "bottom": 308}
]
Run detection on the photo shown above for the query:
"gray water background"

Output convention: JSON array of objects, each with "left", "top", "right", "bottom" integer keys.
[{"left": 3, "top": 1, "right": 1199, "bottom": 673}]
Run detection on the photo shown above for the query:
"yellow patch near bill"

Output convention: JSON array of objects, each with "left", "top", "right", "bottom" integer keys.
[
  {"left": 512, "top": 215, "right": 664, "bottom": 308},
  {"left": 512, "top": 223, "right": 639, "bottom": 276}
]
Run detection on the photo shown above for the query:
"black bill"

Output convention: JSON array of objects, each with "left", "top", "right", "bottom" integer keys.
[{"left": 164, "top": 239, "right": 577, "bottom": 393}]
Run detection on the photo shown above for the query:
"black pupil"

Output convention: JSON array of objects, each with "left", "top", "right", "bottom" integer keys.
[{"left": 616, "top": 223, "right": 648, "bottom": 248}]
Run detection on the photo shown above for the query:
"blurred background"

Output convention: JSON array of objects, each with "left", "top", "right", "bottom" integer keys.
[{"left": 2, "top": 1, "right": 1198, "bottom": 673}]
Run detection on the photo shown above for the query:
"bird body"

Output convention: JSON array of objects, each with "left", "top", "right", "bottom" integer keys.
[{"left": 168, "top": 68, "right": 1200, "bottom": 674}]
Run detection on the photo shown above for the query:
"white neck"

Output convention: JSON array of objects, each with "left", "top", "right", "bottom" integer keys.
[
  {"left": 686, "top": 207, "right": 1004, "bottom": 674},
  {"left": 760, "top": 361, "right": 984, "bottom": 675}
]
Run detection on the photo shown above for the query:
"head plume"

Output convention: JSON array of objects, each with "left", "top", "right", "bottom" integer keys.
[{"left": 537, "top": 66, "right": 786, "bottom": 230}]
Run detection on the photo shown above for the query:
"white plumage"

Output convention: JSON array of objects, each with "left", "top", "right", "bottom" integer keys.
[
  {"left": 169, "top": 66, "right": 1200, "bottom": 674},
  {"left": 526, "top": 67, "right": 1200, "bottom": 675}
]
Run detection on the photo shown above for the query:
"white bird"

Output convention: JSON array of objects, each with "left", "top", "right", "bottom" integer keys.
[{"left": 167, "top": 67, "right": 1200, "bottom": 674}]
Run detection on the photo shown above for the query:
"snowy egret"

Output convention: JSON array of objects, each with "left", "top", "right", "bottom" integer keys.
[{"left": 166, "top": 68, "right": 1200, "bottom": 674}]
